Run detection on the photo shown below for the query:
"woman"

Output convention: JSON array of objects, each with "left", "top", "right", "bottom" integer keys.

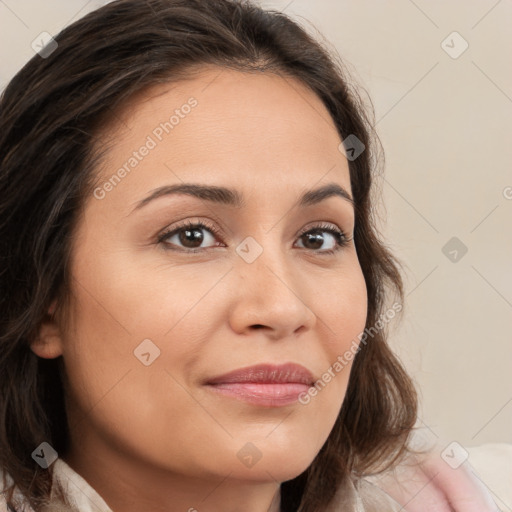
[{"left": 0, "top": 1, "right": 504, "bottom": 510}]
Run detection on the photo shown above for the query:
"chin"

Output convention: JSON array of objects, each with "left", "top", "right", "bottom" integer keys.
[{"left": 226, "top": 448, "right": 319, "bottom": 483}]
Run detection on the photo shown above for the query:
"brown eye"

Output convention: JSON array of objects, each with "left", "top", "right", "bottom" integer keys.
[
  {"left": 174, "top": 226, "right": 206, "bottom": 249},
  {"left": 158, "top": 221, "right": 223, "bottom": 252},
  {"left": 295, "top": 224, "right": 350, "bottom": 255},
  {"left": 157, "top": 220, "right": 350, "bottom": 255},
  {"left": 299, "top": 230, "right": 330, "bottom": 250}
]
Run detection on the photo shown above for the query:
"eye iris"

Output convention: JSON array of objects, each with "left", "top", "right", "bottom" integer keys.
[
  {"left": 303, "top": 230, "right": 325, "bottom": 250},
  {"left": 180, "top": 227, "right": 204, "bottom": 248}
]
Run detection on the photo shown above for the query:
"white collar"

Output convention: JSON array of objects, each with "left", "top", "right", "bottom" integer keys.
[{"left": 49, "top": 458, "right": 113, "bottom": 512}]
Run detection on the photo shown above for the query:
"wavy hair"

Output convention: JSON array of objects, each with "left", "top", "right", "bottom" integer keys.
[{"left": 0, "top": 1, "right": 418, "bottom": 510}]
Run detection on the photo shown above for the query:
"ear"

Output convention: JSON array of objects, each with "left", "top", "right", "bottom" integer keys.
[{"left": 30, "top": 299, "right": 64, "bottom": 359}]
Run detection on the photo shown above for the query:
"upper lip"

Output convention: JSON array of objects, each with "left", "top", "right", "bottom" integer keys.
[{"left": 205, "top": 363, "right": 315, "bottom": 386}]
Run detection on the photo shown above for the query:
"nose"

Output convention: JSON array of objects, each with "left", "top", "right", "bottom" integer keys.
[{"left": 228, "top": 239, "right": 317, "bottom": 341}]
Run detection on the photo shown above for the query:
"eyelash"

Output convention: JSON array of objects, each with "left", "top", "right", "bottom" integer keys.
[{"left": 157, "top": 219, "right": 352, "bottom": 255}]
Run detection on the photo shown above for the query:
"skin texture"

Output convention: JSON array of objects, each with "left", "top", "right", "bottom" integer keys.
[{"left": 31, "top": 66, "right": 368, "bottom": 512}]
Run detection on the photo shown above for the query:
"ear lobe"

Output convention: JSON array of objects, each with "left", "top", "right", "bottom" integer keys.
[{"left": 30, "top": 301, "right": 64, "bottom": 359}]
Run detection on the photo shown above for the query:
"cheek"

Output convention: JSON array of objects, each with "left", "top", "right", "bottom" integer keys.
[
  {"left": 322, "top": 262, "right": 368, "bottom": 354},
  {"left": 308, "top": 264, "right": 368, "bottom": 413},
  {"left": 60, "top": 247, "right": 229, "bottom": 415},
  {"left": 80, "top": 244, "right": 233, "bottom": 335}
]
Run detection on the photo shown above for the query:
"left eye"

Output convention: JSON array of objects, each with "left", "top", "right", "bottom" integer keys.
[
  {"left": 295, "top": 226, "right": 349, "bottom": 252},
  {"left": 158, "top": 220, "right": 350, "bottom": 254}
]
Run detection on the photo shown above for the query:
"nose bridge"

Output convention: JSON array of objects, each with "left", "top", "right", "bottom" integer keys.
[
  {"left": 230, "top": 227, "right": 316, "bottom": 337},
  {"left": 236, "top": 224, "right": 292, "bottom": 292}
]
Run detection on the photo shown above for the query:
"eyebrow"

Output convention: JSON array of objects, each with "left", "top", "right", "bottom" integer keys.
[{"left": 129, "top": 181, "right": 354, "bottom": 214}]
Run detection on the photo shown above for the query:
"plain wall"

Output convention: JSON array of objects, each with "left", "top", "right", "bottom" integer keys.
[{"left": 1, "top": 0, "right": 511, "bottom": 448}]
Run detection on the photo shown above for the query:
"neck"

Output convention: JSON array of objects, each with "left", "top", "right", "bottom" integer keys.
[{"left": 62, "top": 444, "right": 282, "bottom": 512}]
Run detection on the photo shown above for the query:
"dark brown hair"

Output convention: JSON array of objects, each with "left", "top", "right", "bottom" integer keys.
[{"left": 0, "top": 0, "right": 418, "bottom": 510}]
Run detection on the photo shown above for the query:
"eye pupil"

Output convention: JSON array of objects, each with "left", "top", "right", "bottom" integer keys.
[{"left": 180, "top": 228, "right": 204, "bottom": 248}]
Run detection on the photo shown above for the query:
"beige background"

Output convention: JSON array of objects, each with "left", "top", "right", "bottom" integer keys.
[{"left": 1, "top": 0, "right": 511, "bottom": 450}]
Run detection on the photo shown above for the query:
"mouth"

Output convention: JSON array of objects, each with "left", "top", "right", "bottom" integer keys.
[{"left": 203, "top": 363, "right": 315, "bottom": 407}]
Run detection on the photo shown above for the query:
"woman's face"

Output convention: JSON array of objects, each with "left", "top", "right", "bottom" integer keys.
[{"left": 35, "top": 67, "right": 367, "bottom": 487}]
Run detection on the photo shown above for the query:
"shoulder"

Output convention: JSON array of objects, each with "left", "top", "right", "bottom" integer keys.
[
  {"left": 355, "top": 478, "right": 405, "bottom": 511},
  {"left": 327, "top": 473, "right": 404, "bottom": 511},
  {"left": 466, "top": 442, "right": 512, "bottom": 508}
]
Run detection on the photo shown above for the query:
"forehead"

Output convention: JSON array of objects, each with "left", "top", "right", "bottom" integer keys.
[{"left": 90, "top": 66, "right": 352, "bottom": 212}]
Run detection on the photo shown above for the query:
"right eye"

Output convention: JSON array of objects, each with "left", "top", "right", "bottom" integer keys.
[{"left": 157, "top": 220, "right": 225, "bottom": 253}]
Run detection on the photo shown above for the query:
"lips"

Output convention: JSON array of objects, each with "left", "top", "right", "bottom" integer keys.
[
  {"left": 205, "top": 362, "right": 315, "bottom": 385},
  {"left": 204, "top": 363, "right": 315, "bottom": 407}
]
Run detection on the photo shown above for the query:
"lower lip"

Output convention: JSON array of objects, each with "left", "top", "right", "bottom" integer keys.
[{"left": 205, "top": 382, "right": 311, "bottom": 407}]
